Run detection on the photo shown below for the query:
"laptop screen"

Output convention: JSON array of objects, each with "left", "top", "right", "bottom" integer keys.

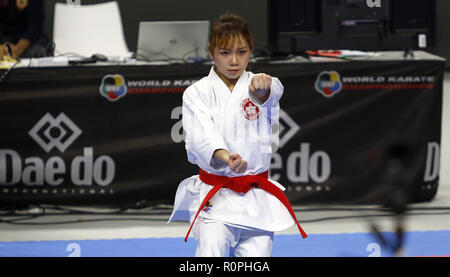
[{"left": 137, "top": 21, "right": 210, "bottom": 61}]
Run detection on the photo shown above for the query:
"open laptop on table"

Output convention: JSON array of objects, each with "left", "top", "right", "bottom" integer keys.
[{"left": 136, "top": 21, "right": 210, "bottom": 62}]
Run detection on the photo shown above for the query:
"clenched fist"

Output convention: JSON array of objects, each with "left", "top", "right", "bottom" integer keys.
[
  {"left": 213, "top": 149, "right": 248, "bottom": 174},
  {"left": 228, "top": 153, "right": 248, "bottom": 174},
  {"left": 250, "top": 73, "right": 272, "bottom": 103}
]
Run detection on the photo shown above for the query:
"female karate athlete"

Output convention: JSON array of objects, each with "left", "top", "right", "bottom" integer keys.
[{"left": 168, "top": 13, "right": 307, "bottom": 257}]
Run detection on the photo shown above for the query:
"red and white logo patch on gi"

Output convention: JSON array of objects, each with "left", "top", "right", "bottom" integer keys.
[{"left": 241, "top": 98, "right": 260, "bottom": 121}]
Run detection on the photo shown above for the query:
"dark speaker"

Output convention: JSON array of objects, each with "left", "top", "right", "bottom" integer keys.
[
  {"left": 268, "top": 0, "right": 321, "bottom": 35},
  {"left": 390, "top": 0, "right": 436, "bottom": 32}
]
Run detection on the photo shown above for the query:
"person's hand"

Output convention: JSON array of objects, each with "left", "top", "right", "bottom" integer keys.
[
  {"left": 250, "top": 73, "right": 272, "bottom": 102},
  {"left": 9, "top": 38, "right": 31, "bottom": 58},
  {"left": 228, "top": 153, "right": 247, "bottom": 174},
  {"left": 213, "top": 149, "right": 248, "bottom": 174}
]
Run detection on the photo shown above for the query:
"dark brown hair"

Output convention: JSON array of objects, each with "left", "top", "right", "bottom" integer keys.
[{"left": 208, "top": 12, "right": 254, "bottom": 55}]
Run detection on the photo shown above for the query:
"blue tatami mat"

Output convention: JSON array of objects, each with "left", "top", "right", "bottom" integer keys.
[{"left": 1, "top": 231, "right": 449, "bottom": 257}]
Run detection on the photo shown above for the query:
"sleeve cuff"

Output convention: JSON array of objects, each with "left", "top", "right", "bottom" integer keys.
[{"left": 208, "top": 142, "right": 229, "bottom": 171}]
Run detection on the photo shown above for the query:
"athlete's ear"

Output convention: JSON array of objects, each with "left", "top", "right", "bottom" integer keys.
[{"left": 207, "top": 44, "right": 214, "bottom": 60}]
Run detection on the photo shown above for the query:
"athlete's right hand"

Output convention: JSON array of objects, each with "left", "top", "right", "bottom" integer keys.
[
  {"left": 228, "top": 153, "right": 248, "bottom": 174},
  {"left": 213, "top": 149, "right": 248, "bottom": 174}
]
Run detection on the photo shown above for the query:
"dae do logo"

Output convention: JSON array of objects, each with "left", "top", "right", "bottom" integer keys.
[{"left": 0, "top": 113, "right": 116, "bottom": 188}]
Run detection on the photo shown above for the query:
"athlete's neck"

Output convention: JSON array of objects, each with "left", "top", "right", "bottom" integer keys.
[{"left": 214, "top": 66, "right": 239, "bottom": 92}]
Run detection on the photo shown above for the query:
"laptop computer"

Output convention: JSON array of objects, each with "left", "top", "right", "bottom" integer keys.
[{"left": 136, "top": 21, "right": 210, "bottom": 61}]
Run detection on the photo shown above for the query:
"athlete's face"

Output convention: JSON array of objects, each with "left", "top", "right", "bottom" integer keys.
[{"left": 209, "top": 35, "right": 251, "bottom": 83}]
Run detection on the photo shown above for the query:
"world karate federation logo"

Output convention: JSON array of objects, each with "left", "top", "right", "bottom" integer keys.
[
  {"left": 202, "top": 201, "right": 213, "bottom": 213},
  {"left": 100, "top": 74, "right": 127, "bottom": 102},
  {"left": 28, "top": 113, "right": 82, "bottom": 153},
  {"left": 315, "top": 71, "right": 343, "bottom": 98}
]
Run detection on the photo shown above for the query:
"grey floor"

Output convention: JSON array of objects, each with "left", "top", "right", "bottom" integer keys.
[{"left": 1, "top": 70, "right": 449, "bottom": 243}]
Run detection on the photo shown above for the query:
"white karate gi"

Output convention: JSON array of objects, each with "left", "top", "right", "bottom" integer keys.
[{"left": 168, "top": 66, "right": 295, "bottom": 256}]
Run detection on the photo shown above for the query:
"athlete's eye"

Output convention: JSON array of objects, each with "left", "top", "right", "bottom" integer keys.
[
  {"left": 239, "top": 50, "right": 247, "bottom": 55},
  {"left": 219, "top": 50, "right": 229, "bottom": 56}
]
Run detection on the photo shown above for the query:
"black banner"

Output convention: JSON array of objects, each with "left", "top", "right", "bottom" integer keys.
[{"left": 0, "top": 58, "right": 445, "bottom": 207}]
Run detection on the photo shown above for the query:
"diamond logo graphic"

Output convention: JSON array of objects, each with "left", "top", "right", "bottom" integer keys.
[
  {"left": 28, "top": 113, "right": 82, "bottom": 153},
  {"left": 271, "top": 109, "right": 300, "bottom": 152},
  {"left": 278, "top": 109, "right": 300, "bottom": 148}
]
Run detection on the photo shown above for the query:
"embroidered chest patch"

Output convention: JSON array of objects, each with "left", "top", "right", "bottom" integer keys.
[{"left": 241, "top": 98, "right": 260, "bottom": 121}]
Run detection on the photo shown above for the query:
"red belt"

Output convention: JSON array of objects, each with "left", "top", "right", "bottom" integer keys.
[{"left": 184, "top": 168, "right": 308, "bottom": 242}]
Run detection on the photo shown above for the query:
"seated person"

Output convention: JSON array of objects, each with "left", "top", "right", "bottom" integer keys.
[
  {"left": 0, "top": 0, "right": 50, "bottom": 59},
  {"left": 0, "top": 44, "right": 6, "bottom": 60}
]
